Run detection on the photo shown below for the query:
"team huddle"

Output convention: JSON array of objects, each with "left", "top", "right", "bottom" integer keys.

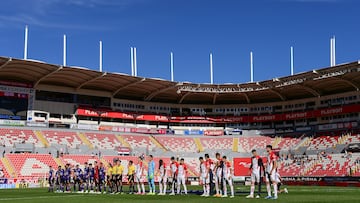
[{"left": 47, "top": 145, "right": 286, "bottom": 199}]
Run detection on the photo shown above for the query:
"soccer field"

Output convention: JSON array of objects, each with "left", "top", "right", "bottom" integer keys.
[{"left": 0, "top": 186, "right": 359, "bottom": 203}]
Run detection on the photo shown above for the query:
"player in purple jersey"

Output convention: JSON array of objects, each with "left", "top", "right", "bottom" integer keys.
[
  {"left": 98, "top": 162, "right": 106, "bottom": 193},
  {"left": 63, "top": 164, "right": 71, "bottom": 192},
  {"left": 83, "top": 162, "right": 89, "bottom": 192},
  {"left": 73, "top": 164, "right": 83, "bottom": 192},
  {"left": 48, "top": 166, "right": 55, "bottom": 192},
  {"left": 88, "top": 163, "right": 95, "bottom": 193},
  {"left": 55, "top": 165, "right": 64, "bottom": 192}
]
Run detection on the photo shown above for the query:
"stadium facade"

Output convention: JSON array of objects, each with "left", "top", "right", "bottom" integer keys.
[{"left": 0, "top": 56, "right": 359, "bottom": 188}]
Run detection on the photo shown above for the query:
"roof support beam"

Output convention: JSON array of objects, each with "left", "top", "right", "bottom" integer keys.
[
  {"left": 242, "top": 92, "right": 250, "bottom": 103},
  {"left": 178, "top": 92, "right": 191, "bottom": 104},
  {"left": 297, "top": 84, "right": 321, "bottom": 97},
  {"left": 256, "top": 83, "right": 285, "bottom": 101},
  {"left": 145, "top": 83, "right": 180, "bottom": 101},
  {"left": 212, "top": 93, "right": 217, "bottom": 105},
  {"left": 34, "top": 66, "right": 63, "bottom": 88},
  {"left": 112, "top": 78, "right": 146, "bottom": 97},
  {"left": 0, "top": 58, "right": 12, "bottom": 70},
  {"left": 76, "top": 72, "right": 107, "bottom": 91},
  {"left": 336, "top": 77, "right": 360, "bottom": 91}
]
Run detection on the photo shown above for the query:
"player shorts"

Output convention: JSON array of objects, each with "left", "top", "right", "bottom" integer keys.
[
  {"left": 265, "top": 171, "right": 276, "bottom": 183},
  {"left": 135, "top": 175, "right": 144, "bottom": 183},
  {"left": 117, "top": 175, "right": 122, "bottom": 183},
  {"left": 159, "top": 175, "right": 167, "bottom": 184},
  {"left": 200, "top": 175, "right": 210, "bottom": 184},
  {"left": 251, "top": 171, "right": 260, "bottom": 183},
  {"left": 128, "top": 175, "right": 134, "bottom": 183},
  {"left": 48, "top": 178, "right": 54, "bottom": 185}
]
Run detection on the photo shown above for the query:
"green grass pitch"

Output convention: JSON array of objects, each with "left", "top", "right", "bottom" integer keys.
[{"left": 0, "top": 186, "right": 359, "bottom": 203}]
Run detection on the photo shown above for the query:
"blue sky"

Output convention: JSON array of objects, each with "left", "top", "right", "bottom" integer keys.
[{"left": 0, "top": 0, "right": 359, "bottom": 84}]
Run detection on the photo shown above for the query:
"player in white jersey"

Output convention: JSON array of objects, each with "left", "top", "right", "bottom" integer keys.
[
  {"left": 199, "top": 157, "right": 210, "bottom": 197},
  {"left": 169, "top": 156, "right": 179, "bottom": 195},
  {"left": 176, "top": 158, "right": 188, "bottom": 195},
  {"left": 265, "top": 145, "right": 278, "bottom": 200},
  {"left": 246, "top": 149, "right": 265, "bottom": 199},
  {"left": 135, "top": 156, "right": 145, "bottom": 195},
  {"left": 221, "top": 156, "right": 234, "bottom": 198},
  {"left": 157, "top": 159, "right": 167, "bottom": 195},
  {"left": 213, "top": 152, "right": 222, "bottom": 197}
]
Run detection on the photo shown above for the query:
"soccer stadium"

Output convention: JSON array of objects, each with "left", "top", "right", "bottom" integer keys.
[{"left": 1, "top": 1, "right": 360, "bottom": 203}]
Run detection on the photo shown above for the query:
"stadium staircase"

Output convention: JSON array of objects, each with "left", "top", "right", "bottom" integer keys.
[
  {"left": 149, "top": 136, "right": 167, "bottom": 151},
  {"left": 77, "top": 132, "right": 94, "bottom": 149},
  {"left": 272, "top": 137, "right": 282, "bottom": 148},
  {"left": 301, "top": 160, "right": 321, "bottom": 176},
  {"left": 116, "top": 135, "right": 131, "bottom": 148},
  {"left": 34, "top": 130, "right": 49, "bottom": 148},
  {"left": 54, "top": 157, "right": 64, "bottom": 167},
  {"left": 194, "top": 138, "right": 204, "bottom": 152},
  {"left": 0, "top": 157, "right": 15, "bottom": 178},
  {"left": 232, "top": 137, "right": 239, "bottom": 152},
  {"left": 298, "top": 137, "right": 312, "bottom": 148}
]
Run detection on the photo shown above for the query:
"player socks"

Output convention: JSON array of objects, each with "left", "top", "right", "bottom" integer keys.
[
  {"left": 250, "top": 185, "right": 255, "bottom": 195},
  {"left": 266, "top": 184, "right": 271, "bottom": 196},
  {"left": 273, "top": 183, "right": 278, "bottom": 198}
]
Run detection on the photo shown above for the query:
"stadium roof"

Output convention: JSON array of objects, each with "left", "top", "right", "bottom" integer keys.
[{"left": 0, "top": 56, "right": 359, "bottom": 105}]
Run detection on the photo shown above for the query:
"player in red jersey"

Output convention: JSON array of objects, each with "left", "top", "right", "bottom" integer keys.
[
  {"left": 169, "top": 156, "right": 179, "bottom": 195},
  {"left": 265, "top": 145, "right": 278, "bottom": 200},
  {"left": 213, "top": 152, "right": 222, "bottom": 197},
  {"left": 221, "top": 156, "right": 234, "bottom": 198},
  {"left": 246, "top": 149, "right": 265, "bottom": 198},
  {"left": 176, "top": 158, "right": 188, "bottom": 195}
]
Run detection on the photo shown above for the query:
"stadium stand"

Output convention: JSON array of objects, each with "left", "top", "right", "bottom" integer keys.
[
  {"left": 84, "top": 132, "right": 122, "bottom": 150},
  {"left": 6, "top": 154, "right": 57, "bottom": 178},
  {"left": 0, "top": 128, "right": 42, "bottom": 148}
]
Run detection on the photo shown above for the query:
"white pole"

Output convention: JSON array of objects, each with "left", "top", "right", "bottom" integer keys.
[
  {"left": 210, "top": 53, "right": 213, "bottom": 84},
  {"left": 333, "top": 36, "right": 336, "bottom": 66},
  {"left": 99, "top": 40, "right": 103, "bottom": 72},
  {"left": 250, "top": 51, "right": 254, "bottom": 82},
  {"left": 134, "top": 47, "right": 137, "bottom": 76},
  {"left": 170, "top": 52, "right": 174, "bottom": 82},
  {"left": 24, "top": 25, "right": 28, "bottom": 60},
  {"left": 63, "top": 34, "right": 66, "bottom": 66},
  {"left": 130, "top": 47, "right": 134, "bottom": 76},
  {"left": 330, "top": 38, "right": 333, "bottom": 66},
  {"left": 290, "top": 46, "right": 294, "bottom": 75}
]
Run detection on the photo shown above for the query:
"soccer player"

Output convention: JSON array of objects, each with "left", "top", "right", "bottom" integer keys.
[
  {"left": 127, "top": 160, "right": 136, "bottom": 194},
  {"left": 115, "top": 160, "right": 124, "bottom": 194},
  {"left": 88, "top": 163, "right": 95, "bottom": 193},
  {"left": 158, "top": 159, "right": 167, "bottom": 195},
  {"left": 247, "top": 149, "right": 265, "bottom": 199},
  {"left": 48, "top": 166, "right": 55, "bottom": 192},
  {"left": 106, "top": 163, "right": 113, "bottom": 193},
  {"left": 147, "top": 155, "right": 156, "bottom": 195},
  {"left": 135, "top": 156, "right": 145, "bottom": 195},
  {"left": 98, "top": 162, "right": 106, "bottom": 193},
  {"left": 55, "top": 165, "right": 64, "bottom": 192},
  {"left": 94, "top": 161, "right": 99, "bottom": 193},
  {"left": 176, "top": 158, "right": 188, "bottom": 195},
  {"left": 169, "top": 156, "right": 178, "bottom": 195},
  {"left": 63, "top": 163, "right": 71, "bottom": 192},
  {"left": 265, "top": 145, "right": 278, "bottom": 200},
  {"left": 204, "top": 153, "right": 214, "bottom": 195},
  {"left": 83, "top": 162, "right": 89, "bottom": 192},
  {"left": 73, "top": 164, "right": 83, "bottom": 192},
  {"left": 199, "top": 157, "right": 209, "bottom": 197},
  {"left": 222, "top": 156, "right": 234, "bottom": 198},
  {"left": 213, "top": 152, "right": 222, "bottom": 197}
]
